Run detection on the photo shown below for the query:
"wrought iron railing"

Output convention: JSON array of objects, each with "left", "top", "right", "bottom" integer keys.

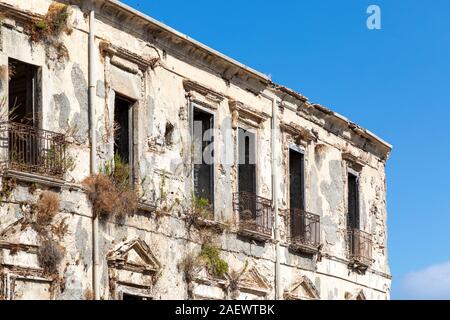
[
  {"left": 0, "top": 122, "right": 66, "bottom": 179},
  {"left": 233, "top": 192, "right": 273, "bottom": 238},
  {"left": 286, "top": 209, "right": 320, "bottom": 249},
  {"left": 347, "top": 228, "right": 373, "bottom": 267}
]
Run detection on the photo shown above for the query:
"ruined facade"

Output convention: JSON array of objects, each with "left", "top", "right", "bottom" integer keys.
[{"left": 0, "top": 0, "right": 392, "bottom": 300}]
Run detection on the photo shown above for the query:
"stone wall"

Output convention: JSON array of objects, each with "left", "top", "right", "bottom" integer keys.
[{"left": 0, "top": 0, "right": 391, "bottom": 300}]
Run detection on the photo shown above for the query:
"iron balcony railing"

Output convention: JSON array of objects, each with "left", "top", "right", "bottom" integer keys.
[
  {"left": 347, "top": 228, "right": 373, "bottom": 267},
  {"left": 0, "top": 122, "right": 66, "bottom": 179},
  {"left": 233, "top": 192, "right": 273, "bottom": 238},
  {"left": 286, "top": 209, "right": 320, "bottom": 249}
]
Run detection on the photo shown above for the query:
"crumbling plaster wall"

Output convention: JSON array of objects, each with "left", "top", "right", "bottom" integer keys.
[{"left": 0, "top": 0, "right": 390, "bottom": 300}]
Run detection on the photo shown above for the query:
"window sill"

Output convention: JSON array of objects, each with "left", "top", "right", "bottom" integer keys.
[
  {"left": 2, "top": 170, "right": 65, "bottom": 188},
  {"left": 288, "top": 242, "right": 320, "bottom": 255},
  {"left": 186, "top": 216, "right": 227, "bottom": 232},
  {"left": 238, "top": 227, "right": 272, "bottom": 242},
  {"left": 348, "top": 259, "right": 372, "bottom": 273}
]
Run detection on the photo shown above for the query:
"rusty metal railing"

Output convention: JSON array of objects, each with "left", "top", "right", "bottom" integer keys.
[
  {"left": 233, "top": 192, "right": 273, "bottom": 238},
  {"left": 347, "top": 228, "right": 373, "bottom": 267},
  {"left": 286, "top": 209, "right": 320, "bottom": 249},
  {"left": 0, "top": 122, "right": 66, "bottom": 179}
]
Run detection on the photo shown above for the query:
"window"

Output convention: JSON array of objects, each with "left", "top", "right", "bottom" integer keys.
[
  {"left": 192, "top": 107, "right": 214, "bottom": 207},
  {"left": 121, "top": 292, "right": 152, "bottom": 300},
  {"left": 289, "top": 149, "right": 305, "bottom": 210},
  {"left": 114, "top": 94, "right": 133, "bottom": 165},
  {"left": 8, "top": 58, "right": 40, "bottom": 126},
  {"left": 234, "top": 128, "right": 272, "bottom": 240},
  {"left": 347, "top": 170, "right": 360, "bottom": 229},
  {"left": 238, "top": 128, "right": 256, "bottom": 194},
  {"left": 3, "top": 59, "right": 65, "bottom": 178}
]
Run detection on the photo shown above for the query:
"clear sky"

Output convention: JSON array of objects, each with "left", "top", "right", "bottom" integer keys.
[{"left": 121, "top": 0, "right": 450, "bottom": 299}]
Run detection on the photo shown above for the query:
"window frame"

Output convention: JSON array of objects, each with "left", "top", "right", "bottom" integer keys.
[
  {"left": 190, "top": 102, "right": 216, "bottom": 213},
  {"left": 237, "top": 126, "right": 258, "bottom": 195},
  {"left": 347, "top": 167, "right": 361, "bottom": 230},
  {"left": 288, "top": 145, "right": 306, "bottom": 211},
  {"left": 113, "top": 92, "right": 136, "bottom": 185}
]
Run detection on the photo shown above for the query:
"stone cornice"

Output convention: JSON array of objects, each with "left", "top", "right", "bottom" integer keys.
[
  {"left": 0, "top": 3, "right": 43, "bottom": 26},
  {"left": 229, "top": 100, "right": 270, "bottom": 129},
  {"left": 183, "top": 79, "right": 225, "bottom": 109},
  {"left": 280, "top": 121, "right": 318, "bottom": 145},
  {"left": 99, "top": 41, "right": 159, "bottom": 71}
]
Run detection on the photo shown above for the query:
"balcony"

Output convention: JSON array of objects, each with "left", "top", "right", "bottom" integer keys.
[
  {"left": 233, "top": 192, "right": 273, "bottom": 242},
  {"left": 286, "top": 209, "right": 320, "bottom": 254},
  {"left": 347, "top": 228, "right": 373, "bottom": 270},
  {"left": 0, "top": 122, "right": 66, "bottom": 179}
]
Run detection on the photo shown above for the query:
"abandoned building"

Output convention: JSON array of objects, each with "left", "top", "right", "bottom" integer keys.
[{"left": 0, "top": 0, "right": 392, "bottom": 300}]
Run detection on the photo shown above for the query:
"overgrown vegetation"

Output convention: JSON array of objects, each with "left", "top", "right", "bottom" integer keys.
[
  {"left": 37, "top": 238, "right": 64, "bottom": 274},
  {"left": 30, "top": 3, "right": 70, "bottom": 43},
  {"left": 31, "top": 191, "right": 67, "bottom": 275},
  {"left": 192, "top": 195, "right": 214, "bottom": 220},
  {"left": 199, "top": 244, "right": 229, "bottom": 278},
  {"left": 35, "top": 191, "right": 60, "bottom": 225},
  {"left": 28, "top": 2, "right": 71, "bottom": 64},
  {"left": 228, "top": 261, "right": 248, "bottom": 299},
  {"left": 179, "top": 245, "right": 229, "bottom": 299},
  {"left": 83, "top": 153, "right": 138, "bottom": 222},
  {"left": 0, "top": 177, "right": 17, "bottom": 203}
]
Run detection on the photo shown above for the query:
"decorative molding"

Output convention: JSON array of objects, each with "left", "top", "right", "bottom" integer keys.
[
  {"left": 284, "top": 275, "right": 320, "bottom": 300},
  {"left": 99, "top": 41, "right": 159, "bottom": 71},
  {"left": 2, "top": 170, "right": 66, "bottom": 188},
  {"left": 0, "top": 3, "right": 43, "bottom": 27},
  {"left": 342, "top": 152, "right": 365, "bottom": 171},
  {"left": 229, "top": 100, "right": 269, "bottom": 129},
  {"left": 107, "top": 237, "right": 161, "bottom": 278},
  {"left": 280, "top": 121, "right": 317, "bottom": 146},
  {"left": 345, "top": 289, "right": 366, "bottom": 300},
  {"left": 237, "top": 266, "right": 271, "bottom": 296},
  {"left": 183, "top": 80, "right": 224, "bottom": 103}
]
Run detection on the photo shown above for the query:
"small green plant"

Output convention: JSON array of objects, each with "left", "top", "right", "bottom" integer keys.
[
  {"left": 192, "top": 194, "right": 213, "bottom": 220},
  {"left": 101, "top": 152, "right": 131, "bottom": 189},
  {"left": 34, "top": 20, "right": 49, "bottom": 31},
  {"left": 199, "top": 244, "right": 229, "bottom": 278},
  {"left": 113, "top": 152, "right": 130, "bottom": 189}
]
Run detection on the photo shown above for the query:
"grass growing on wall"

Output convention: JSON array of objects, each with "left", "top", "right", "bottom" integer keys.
[
  {"left": 30, "top": 2, "right": 70, "bottom": 42},
  {"left": 200, "top": 244, "right": 229, "bottom": 278}
]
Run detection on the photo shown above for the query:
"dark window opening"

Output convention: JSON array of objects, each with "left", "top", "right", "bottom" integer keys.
[
  {"left": 289, "top": 149, "right": 305, "bottom": 210},
  {"left": 122, "top": 293, "right": 152, "bottom": 300},
  {"left": 347, "top": 172, "right": 360, "bottom": 229},
  {"left": 238, "top": 128, "right": 256, "bottom": 194},
  {"left": 114, "top": 95, "right": 133, "bottom": 165},
  {"left": 193, "top": 108, "right": 214, "bottom": 207},
  {"left": 8, "top": 58, "right": 40, "bottom": 126},
  {"left": 164, "top": 122, "right": 174, "bottom": 146}
]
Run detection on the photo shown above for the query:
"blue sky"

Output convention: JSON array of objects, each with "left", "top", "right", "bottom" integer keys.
[{"left": 121, "top": 0, "right": 450, "bottom": 299}]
